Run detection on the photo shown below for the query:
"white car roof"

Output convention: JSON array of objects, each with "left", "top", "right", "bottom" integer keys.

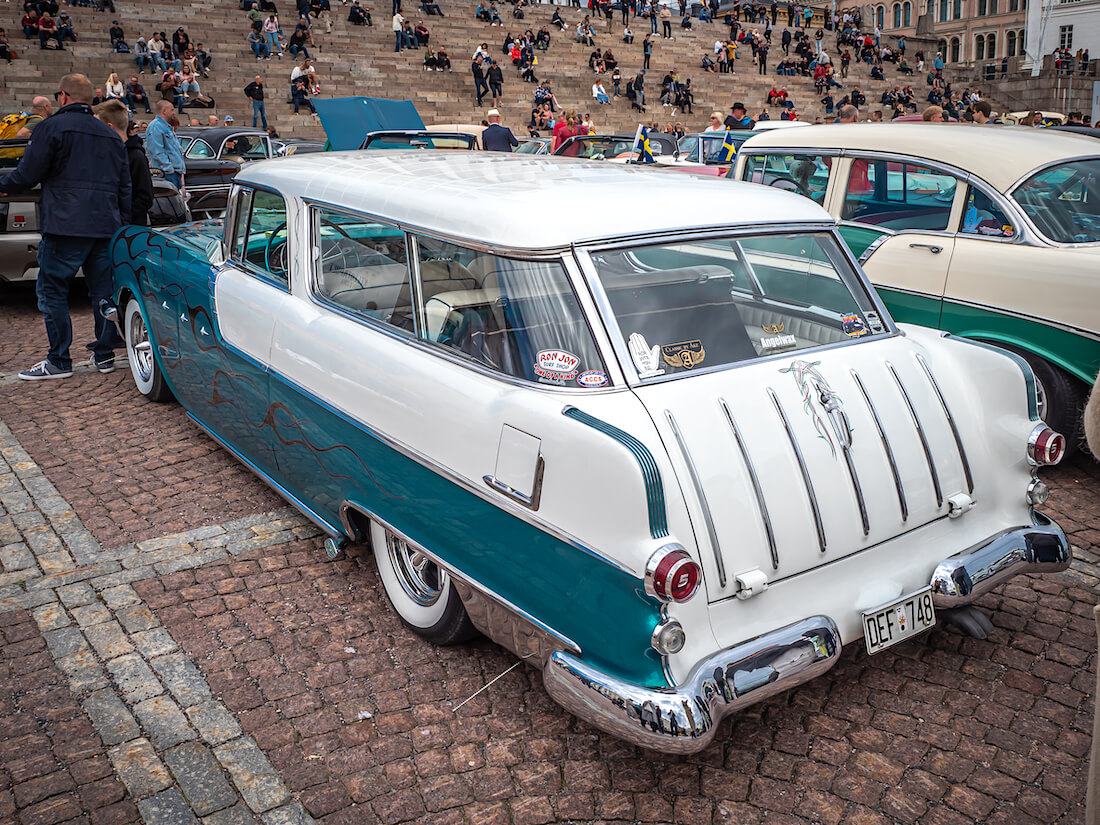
[
  {"left": 739, "top": 123, "right": 1100, "bottom": 192},
  {"left": 236, "top": 151, "right": 832, "bottom": 249}
]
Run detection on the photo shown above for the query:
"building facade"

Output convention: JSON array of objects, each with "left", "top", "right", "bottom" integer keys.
[
  {"left": 1023, "top": 0, "right": 1100, "bottom": 71},
  {"left": 867, "top": 0, "right": 1028, "bottom": 66}
]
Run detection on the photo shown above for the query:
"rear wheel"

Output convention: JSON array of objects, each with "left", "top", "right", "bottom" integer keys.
[
  {"left": 1007, "top": 347, "right": 1084, "bottom": 456},
  {"left": 370, "top": 522, "right": 477, "bottom": 645},
  {"left": 125, "top": 300, "right": 174, "bottom": 403}
]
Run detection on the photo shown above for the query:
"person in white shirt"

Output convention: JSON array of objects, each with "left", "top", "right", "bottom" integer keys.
[
  {"left": 592, "top": 82, "right": 609, "bottom": 104},
  {"left": 704, "top": 110, "right": 723, "bottom": 131}
]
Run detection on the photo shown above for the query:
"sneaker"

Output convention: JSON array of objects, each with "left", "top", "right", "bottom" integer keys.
[
  {"left": 92, "top": 356, "right": 116, "bottom": 374},
  {"left": 19, "top": 361, "right": 73, "bottom": 381}
]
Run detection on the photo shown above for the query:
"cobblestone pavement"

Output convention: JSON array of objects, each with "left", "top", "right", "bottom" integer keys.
[{"left": 0, "top": 297, "right": 1097, "bottom": 825}]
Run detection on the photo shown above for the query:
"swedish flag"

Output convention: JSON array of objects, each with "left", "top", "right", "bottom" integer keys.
[
  {"left": 717, "top": 130, "right": 737, "bottom": 163},
  {"left": 633, "top": 125, "right": 656, "bottom": 164}
]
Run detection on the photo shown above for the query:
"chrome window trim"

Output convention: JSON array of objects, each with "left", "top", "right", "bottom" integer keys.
[
  {"left": 719, "top": 399, "right": 778, "bottom": 571},
  {"left": 302, "top": 201, "right": 625, "bottom": 395},
  {"left": 850, "top": 369, "right": 908, "bottom": 522},
  {"left": 575, "top": 224, "right": 897, "bottom": 387},
  {"left": 768, "top": 388, "right": 827, "bottom": 553},
  {"left": 887, "top": 361, "right": 943, "bottom": 509},
  {"left": 664, "top": 410, "right": 725, "bottom": 588},
  {"left": 1005, "top": 156, "right": 1100, "bottom": 248}
]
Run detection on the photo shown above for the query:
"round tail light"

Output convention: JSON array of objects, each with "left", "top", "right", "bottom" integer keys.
[
  {"left": 645, "top": 544, "right": 702, "bottom": 603},
  {"left": 1028, "top": 424, "right": 1066, "bottom": 466}
]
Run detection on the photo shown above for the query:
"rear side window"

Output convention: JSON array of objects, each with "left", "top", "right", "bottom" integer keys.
[
  {"left": 411, "top": 235, "right": 608, "bottom": 387},
  {"left": 843, "top": 159, "right": 958, "bottom": 231},
  {"left": 741, "top": 153, "right": 831, "bottom": 204},
  {"left": 959, "top": 187, "right": 1016, "bottom": 238}
]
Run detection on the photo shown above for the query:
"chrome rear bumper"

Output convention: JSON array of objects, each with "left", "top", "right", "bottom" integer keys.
[
  {"left": 542, "top": 615, "right": 841, "bottom": 754},
  {"left": 929, "top": 511, "right": 1069, "bottom": 609}
]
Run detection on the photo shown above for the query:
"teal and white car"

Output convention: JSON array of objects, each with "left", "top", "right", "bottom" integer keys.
[
  {"left": 733, "top": 124, "right": 1100, "bottom": 444},
  {"left": 106, "top": 153, "right": 1069, "bottom": 753}
]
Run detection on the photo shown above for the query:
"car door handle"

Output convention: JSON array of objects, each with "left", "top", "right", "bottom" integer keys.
[{"left": 909, "top": 243, "right": 943, "bottom": 254}]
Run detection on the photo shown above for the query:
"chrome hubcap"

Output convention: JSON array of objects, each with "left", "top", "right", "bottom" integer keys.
[
  {"left": 130, "top": 313, "right": 154, "bottom": 382},
  {"left": 1034, "top": 374, "right": 1048, "bottom": 421},
  {"left": 386, "top": 533, "right": 445, "bottom": 606}
]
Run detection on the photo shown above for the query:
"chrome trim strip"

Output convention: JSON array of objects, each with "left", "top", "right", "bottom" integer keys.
[
  {"left": 887, "top": 361, "right": 943, "bottom": 509},
  {"left": 929, "top": 511, "right": 1069, "bottom": 608},
  {"left": 188, "top": 412, "right": 342, "bottom": 538},
  {"left": 768, "top": 388, "right": 826, "bottom": 553},
  {"left": 664, "top": 410, "right": 725, "bottom": 587},
  {"left": 915, "top": 354, "right": 974, "bottom": 494},
  {"left": 543, "top": 615, "right": 841, "bottom": 754},
  {"left": 841, "top": 442, "right": 870, "bottom": 537},
  {"left": 339, "top": 501, "right": 581, "bottom": 658},
  {"left": 718, "top": 398, "right": 778, "bottom": 571},
  {"left": 483, "top": 454, "right": 545, "bottom": 511},
  {"left": 850, "top": 369, "right": 908, "bottom": 522},
  {"left": 939, "top": 297, "right": 1100, "bottom": 343}
]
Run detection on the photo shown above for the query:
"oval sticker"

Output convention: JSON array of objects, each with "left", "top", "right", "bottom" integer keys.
[
  {"left": 576, "top": 370, "right": 609, "bottom": 388},
  {"left": 535, "top": 349, "right": 580, "bottom": 380}
]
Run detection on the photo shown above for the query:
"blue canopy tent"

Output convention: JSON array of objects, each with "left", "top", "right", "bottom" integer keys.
[{"left": 314, "top": 97, "right": 425, "bottom": 151}]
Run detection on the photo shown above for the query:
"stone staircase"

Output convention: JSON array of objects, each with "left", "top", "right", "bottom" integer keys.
[{"left": 1, "top": 0, "right": 966, "bottom": 140}]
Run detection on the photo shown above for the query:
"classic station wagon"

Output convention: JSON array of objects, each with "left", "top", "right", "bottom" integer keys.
[
  {"left": 733, "top": 124, "right": 1100, "bottom": 443},
  {"left": 108, "top": 153, "right": 1069, "bottom": 752}
]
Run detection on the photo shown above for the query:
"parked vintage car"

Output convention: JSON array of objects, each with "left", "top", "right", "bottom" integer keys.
[
  {"left": 0, "top": 138, "right": 188, "bottom": 283},
  {"left": 733, "top": 124, "right": 1100, "bottom": 443},
  {"left": 175, "top": 127, "right": 274, "bottom": 219},
  {"left": 553, "top": 132, "right": 680, "bottom": 162},
  {"left": 516, "top": 136, "right": 552, "bottom": 154},
  {"left": 107, "top": 153, "right": 1069, "bottom": 752},
  {"left": 358, "top": 130, "right": 481, "bottom": 150}
]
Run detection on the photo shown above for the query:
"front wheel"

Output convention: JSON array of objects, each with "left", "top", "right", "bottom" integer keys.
[
  {"left": 125, "top": 300, "right": 174, "bottom": 402},
  {"left": 370, "top": 522, "right": 477, "bottom": 645}
]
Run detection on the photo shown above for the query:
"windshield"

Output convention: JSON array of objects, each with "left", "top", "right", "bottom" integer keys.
[
  {"left": 555, "top": 137, "right": 663, "bottom": 159},
  {"left": 589, "top": 232, "right": 887, "bottom": 378},
  {"left": 1013, "top": 159, "right": 1100, "bottom": 243},
  {"left": 360, "top": 132, "right": 476, "bottom": 150},
  {"left": 515, "top": 140, "right": 546, "bottom": 154},
  {"left": 679, "top": 134, "right": 742, "bottom": 164}
]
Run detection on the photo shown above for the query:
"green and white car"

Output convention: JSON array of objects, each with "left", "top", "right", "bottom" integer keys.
[{"left": 732, "top": 123, "right": 1100, "bottom": 444}]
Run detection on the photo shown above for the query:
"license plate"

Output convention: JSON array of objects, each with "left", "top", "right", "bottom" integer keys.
[{"left": 862, "top": 587, "right": 936, "bottom": 655}]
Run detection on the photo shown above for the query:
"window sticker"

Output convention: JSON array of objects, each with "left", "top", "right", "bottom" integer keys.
[
  {"left": 841, "top": 314, "right": 868, "bottom": 337},
  {"left": 864, "top": 310, "right": 885, "bottom": 334},
  {"left": 661, "top": 340, "right": 707, "bottom": 370},
  {"left": 628, "top": 332, "right": 665, "bottom": 378},
  {"left": 759, "top": 322, "right": 797, "bottom": 352},
  {"left": 577, "top": 370, "right": 609, "bottom": 388},
  {"left": 534, "top": 349, "right": 580, "bottom": 384}
]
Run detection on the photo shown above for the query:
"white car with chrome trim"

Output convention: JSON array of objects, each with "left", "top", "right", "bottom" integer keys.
[{"left": 106, "top": 152, "right": 1070, "bottom": 753}]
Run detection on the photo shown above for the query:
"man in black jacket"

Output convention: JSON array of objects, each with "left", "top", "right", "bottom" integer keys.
[
  {"left": 96, "top": 101, "right": 153, "bottom": 226},
  {"left": 244, "top": 75, "right": 267, "bottom": 128},
  {"left": 0, "top": 73, "right": 130, "bottom": 379}
]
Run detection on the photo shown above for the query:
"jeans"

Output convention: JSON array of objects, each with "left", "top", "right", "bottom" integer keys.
[
  {"left": 473, "top": 76, "right": 488, "bottom": 103},
  {"left": 164, "top": 172, "right": 182, "bottom": 190},
  {"left": 649, "top": 15, "right": 656, "bottom": 32},
  {"left": 661, "top": 19, "right": 670, "bottom": 36},
  {"left": 127, "top": 93, "right": 152, "bottom": 112},
  {"left": 252, "top": 99, "right": 268, "bottom": 127},
  {"left": 293, "top": 92, "right": 316, "bottom": 113},
  {"left": 394, "top": 31, "right": 402, "bottom": 51},
  {"left": 265, "top": 31, "right": 280, "bottom": 53},
  {"left": 251, "top": 40, "right": 268, "bottom": 57},
  {"left": 134, "top": 53, "right": 151, "bottom": 71},
  {"left": 179, "top": 80, "right": 199, "bottom": 94},
  {"left": 36, "top": 235, "right": 116, "bottom": 371},
  {"left": 289, "top": 42, "right": 309, "bottom": 57}
]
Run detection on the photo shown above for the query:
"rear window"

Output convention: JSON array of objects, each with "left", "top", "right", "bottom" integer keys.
[{"left": 589, "top": 232, "right": 887, "bottom": 379}]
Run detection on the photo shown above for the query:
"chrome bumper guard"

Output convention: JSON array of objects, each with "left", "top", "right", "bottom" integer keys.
[
  {"left": 542, "top": 615, "right": 841, "bottom": 754},
  {"left": 929, "top": 511, "right": 1069, "bottom": 609}
]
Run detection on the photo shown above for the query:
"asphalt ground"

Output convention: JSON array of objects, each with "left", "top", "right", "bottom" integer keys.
[{"left": 0, "top": 287, "right": 1096, "bottom": 825}]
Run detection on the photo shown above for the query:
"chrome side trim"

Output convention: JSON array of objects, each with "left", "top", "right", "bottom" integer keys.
[
  {"left": 840, "top": 440, "right": 870, "bottom": 537},
  {"left": 543, "top": 615, "right": 841, "bottom": 754},
  {"left": 929, "top": 511, "right": 1069, "bottom": 608},
  {"left": 886, "top": 362, "right": 943, "bottom": 509},
  {"left": 664, "top": 410, "right": 725, "bottom": 588},
  {"left": 339, "top": 501, "right": 581, "bottom": 662},
  {"left": 718, "top": 398, "right": 778, "bottom": 571},
  {"left": 483, "top": 454, "right": 545, "bottom": 511},
  {"left": 915, "top": 354, "right": 974, "bottom": 494},
  {"left": 768, "top": 389, "right": 826, "bottom": 553},
  {"left": 850, "top": 369, "right": 908, "bottom": 522}
]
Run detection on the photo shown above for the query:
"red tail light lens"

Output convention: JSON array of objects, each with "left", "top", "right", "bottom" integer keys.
[
  {"left": 1028, "top": 424, "right": 1066, "bottom": 466},
  {"left": 645, "top": 545, "right": 701, "bottom": 603}
]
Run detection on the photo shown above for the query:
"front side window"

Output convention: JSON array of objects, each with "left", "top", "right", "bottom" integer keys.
[
  {"left": 843, "top": 159, "right": 958, "bottom": 231},
  {"left": 590, "top": 232, "right": 886, "bottom": 379},
  {"left": 412, "top": 236, "right": 607, "bottom": 386},
  {"left": 184, "top": 139, "right": 214, "bottom": 159},
  {"left": 222, "top": 134, "right": 269, "bottom": 160},
  {"left": 1013, "top": 159, "right": 1100, "bottom": 243},
  {"left": 959, "top": 187, "right": 1016, "bottom": 238},
  {"left": 234, "top": 188, "right": 289, "bottom": 286},
  {"left": 741, "top": 153, "right": 832, "bottom": 204},
  {"left": 311, "top": 206, "right": 414, "bottom": 332}
]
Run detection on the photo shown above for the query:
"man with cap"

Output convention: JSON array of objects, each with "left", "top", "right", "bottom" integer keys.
[
  {"left": 224, "top": 115, "right": 235, "bottom": 125},
  {"left": 723, "top": 101, "right": 753, "bottom": 129},
  {"left": 482, "top": 109, "right": 518, "bottom": 151}
]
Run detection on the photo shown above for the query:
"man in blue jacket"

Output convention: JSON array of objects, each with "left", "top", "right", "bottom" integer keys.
[{"left": 0, "top": 73, "right": 131, "bottom": 380}]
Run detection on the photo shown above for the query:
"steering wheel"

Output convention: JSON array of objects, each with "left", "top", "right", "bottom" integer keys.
[
  {"left": 317, "top": 218, "right": 356, "bottom": 268},
  {"left": 264, "top": 221, "right": 290, "bottom": 278}
]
